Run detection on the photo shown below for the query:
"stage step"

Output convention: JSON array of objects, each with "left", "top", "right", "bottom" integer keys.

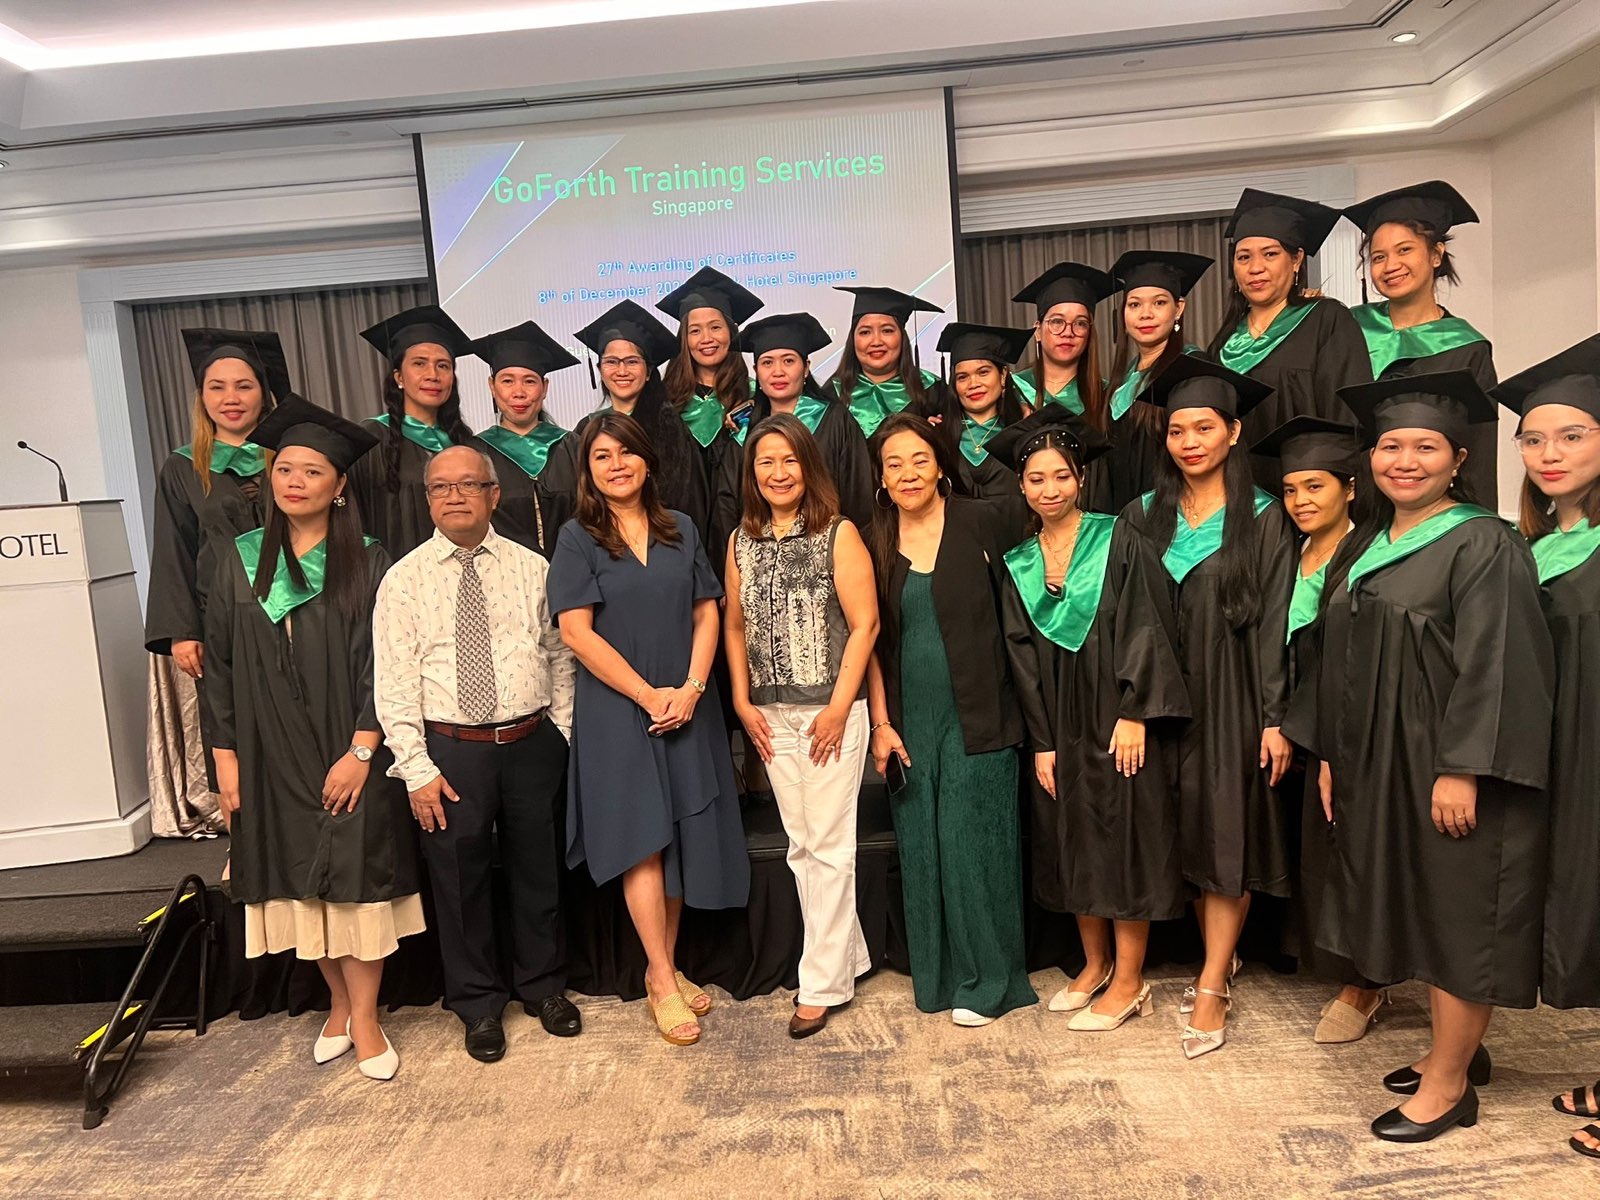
[
  {"left": 0, "top": 1001, "right": 134, "bottom": 1073},
  {"left": 0, "top": 892, "right": 169, "bottom": 952}
]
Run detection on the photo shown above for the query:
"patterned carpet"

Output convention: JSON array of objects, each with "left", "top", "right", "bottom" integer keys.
[{"left": 2, "top": 967, "right": 1595, "bottom": 1198}]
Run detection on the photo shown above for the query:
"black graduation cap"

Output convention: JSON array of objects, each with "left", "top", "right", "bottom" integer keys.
[
  {"left": 833, "top": 286, "right": 942, "bottom": 326},
  {"left": 1147, "top": 354, "right": 1273, "bottom": 420},
  {"left": 1343, "top": 180, "right": 1479, "bottom": 239},
  {"left": 249, "top": 393, "right": 378, "bottom": 474},
  {"left": 985, "top": 409, "right": 1111, "bottom": 472},
  {"left": 1250, "top": 415, "right": 1362, "bottom": 477},
  {"left": 1339, "top": 371, "right": 1498, "bottom": 448},
  {"left": 1225, "top": 189, "right": 1342, "bottom": 255},
  {"left": 656, "top": 267, "right": 764, "bottom": 326},
  {"left": 359, "top": 304, "right": 473, "bottom": 363},
  {"left": 469, "top": 321, "right": 578, "bottom": 377},
  {"left": 1011, "top": 263, "right": 1116, "bottom": 318},
  {"left": 742, "top": 312, "right": 831, "bottom": 360},
  {"left": 1489, "top": 334, "right": 1600, "bottom": 426},
  {"left": 1111, "top": 250, "right": 1214, "bottom": 299},
  {"left": 935, "top": 322, "right": 1033, "bottom": 367},
  {"left": 573, "top": 300, "right": 679, "bottom": 367},
  {"left": 182, "top": 327, "right": 292, "bottom": 400}
]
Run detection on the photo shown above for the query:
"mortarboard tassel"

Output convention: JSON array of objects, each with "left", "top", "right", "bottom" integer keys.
[{"left": 587, "top": 353, "right": 597, "bottom": 390}]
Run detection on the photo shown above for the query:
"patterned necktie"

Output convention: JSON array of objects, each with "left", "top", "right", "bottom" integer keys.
[{"left": 453, "top": 547, "right": 497, "bottom": 722}]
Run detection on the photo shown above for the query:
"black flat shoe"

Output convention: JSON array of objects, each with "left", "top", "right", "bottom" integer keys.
[
  {"left": 464, "top": 1015, "right": 506, "bottom": 1063},
  {"left": 1371, "top": 1085, "right": 1478, "bottom": 1142},
  {"left": 526, "top": 995, "right": 582, "bottom": 1037},
  {"left": 1383, "top": 1043, "right": 1491, "bottom": 1096}
]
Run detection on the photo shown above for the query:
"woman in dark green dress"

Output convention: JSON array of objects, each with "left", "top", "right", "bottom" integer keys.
[
  {"left": 994, "top": 415, "right": 1189, "bottom": 1032},
  {"left": 864, "top": 413, "right": 1036, "bottom": 1026},
  {"left": 466, "top": 320, "right": 576, "bottom": 559},
  {"left": 1284, "top": 372, "right": 1552, "bottom": 1143},
  {"left": 1491, "top": 336, "right": 1600, "bottom": 1160}
]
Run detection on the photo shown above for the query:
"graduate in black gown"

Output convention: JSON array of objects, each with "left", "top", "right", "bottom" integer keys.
[
  {"left": 206, "top": 395, "right": 423, "bottom": 1082},
  {"left": 1490, "top": 336, "right": 1600, "bottom": 1158},
  {"left": 993, "top": 416, "right": 1189, "bottom": 1032},
  {"left": 658, "top": 268, "right": 764, "bottom": 557},
  {"left": 542, "top": 301, "right": 709, "bottom": 536},
  {"left": 828, "top": 286, "right": 958, "bottom": 436},
  {"left": 1250, "top": 416, "right": 1388, "bottom": 1045},
  {"left": 348, "top": 304, "right": 475, "bottom": 560},
  {"left": 1344, "top": 181, "right": 1497, "bottom": 504},
  {"left": 1103, "top": 251, "right": 1212, "bottom": 514},
  {"left": 715, "top": 313, "right": 875, "bottom": 535},
  {"left": 1119, "top": 356, "right": 1297, "bottom": 1061},
  {"left": 936, "top": 322, "right": 1032, "bottom": 504},
  {"left": 1283, "top": 371, "right": 1552, "bottom": 1143},
  {"left": 1206, "top": 190, "right": 1373, "bottom": 479},
  {"left": 465, "top": 321, "right": 576, "bottom": 560}
]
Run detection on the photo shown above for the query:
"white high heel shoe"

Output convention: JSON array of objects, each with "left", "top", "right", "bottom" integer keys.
[
  {"left": 357, "top": 1028, "right": 399, "bottom": 1081},
  {"left": 1180, "top": 986, "right": 1232, "bottom": 1060},
  {"left": 313, "top": 1018, "right": 353, "bottom": 1065},
  {"left": 1047, "top": 966, "right": 1114, "bottom": 1013},
  {"left": 1179, "top": 954, "right": 1241, "bottom": 1015},
  {"left": 1067, "top": 983, "right": 1153, "bottom": 1032}
]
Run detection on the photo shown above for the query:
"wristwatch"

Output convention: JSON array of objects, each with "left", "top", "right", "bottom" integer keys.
[{"left": 348, "top": 744, "right": 374, "bottom": 763}]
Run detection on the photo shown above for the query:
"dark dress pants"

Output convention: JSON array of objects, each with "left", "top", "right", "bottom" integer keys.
[{"left": 421, "top": 719, "right": 568, "bottom": 1023}]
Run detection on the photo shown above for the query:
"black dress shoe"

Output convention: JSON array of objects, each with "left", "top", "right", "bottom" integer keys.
[
  {"left": 525, "top": 994, "right": 582, "bottom": 1037},
  {"left": 464, "top": 1016, "right": 506, "bottom": 1062},
  {"left": 1371, "top": 1084, "right": 1479, "bottom": 1142},
  {"left": 1383, "top": 1043, "right": 1492, "bottom": 1095}
]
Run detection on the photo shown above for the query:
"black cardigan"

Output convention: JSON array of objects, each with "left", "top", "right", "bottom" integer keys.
[{"left": 879, "top": 496, "right": 1025, "bottom": 755}]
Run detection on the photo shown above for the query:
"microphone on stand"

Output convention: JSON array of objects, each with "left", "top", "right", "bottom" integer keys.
[{"left": 17, "top": 441, "right": 69, "bottom": 502}]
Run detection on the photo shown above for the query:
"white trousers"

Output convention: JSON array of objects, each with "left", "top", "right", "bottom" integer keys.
[{"left": 759, "top": 698, "right": 873, "bottom": 1006}]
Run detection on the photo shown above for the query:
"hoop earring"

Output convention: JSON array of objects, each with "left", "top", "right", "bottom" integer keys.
[
  {"left": 936, "top": 476, "right": 953, "bottom": 498},
  {"left": 875, "top": 486, "right": 894, "bottom": 509},
  {"left": 333, "top": 494, "right": 347, "bottom": 508}
]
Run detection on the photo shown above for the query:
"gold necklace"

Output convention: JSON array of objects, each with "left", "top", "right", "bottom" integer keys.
[
  {"left": 770, "top": 515, "right": 799, "bottom": 539},
  {"left": 1040, "top": 514, "right": 1082, "bottom": 574}
]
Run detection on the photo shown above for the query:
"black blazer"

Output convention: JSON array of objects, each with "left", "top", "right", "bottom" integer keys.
[{"left": 880, "top": 496, "right": 1025, "bottom": 755}]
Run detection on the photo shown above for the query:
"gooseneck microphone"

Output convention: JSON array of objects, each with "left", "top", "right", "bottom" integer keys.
[{"left": 17, "top": 441, "right": 69, "bottom": 502}]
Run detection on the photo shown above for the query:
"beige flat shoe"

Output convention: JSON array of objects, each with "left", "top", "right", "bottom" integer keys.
[
  {"left": 1313, "top": 990, "right": 1388, "bottom": 1044},
  {"left": 1068, "top": 984, "right": 1153, "bottom": 1032}
]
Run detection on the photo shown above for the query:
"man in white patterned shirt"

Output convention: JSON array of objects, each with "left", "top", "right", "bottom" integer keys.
[{"left": 374, "top": 445, "right": 579, "bottom": 1062}]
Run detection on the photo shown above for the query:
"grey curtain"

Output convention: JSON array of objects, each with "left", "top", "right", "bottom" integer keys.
[
  {"left": 132, "top": 280, "right": 432, "bottom": 460},
  {"left": 958, "top": 214, "right": 1232, "bottom": 365}
]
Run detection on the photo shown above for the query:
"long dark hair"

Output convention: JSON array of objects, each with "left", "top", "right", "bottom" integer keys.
[
  {"left": 253, "top": 471, "right": 369, "bottom": 620},
  {"left": 1019, "top": 321, "right": 1109, "bottom": 432},
  {"left": 864, "top": 413, "right": 961, "bottom": 621},
  {"left": 574, "top": 411, "right": 683, "bottom": 559},
  {"left": 1015, "top": 433, "right": 1087, "bottom": 537},
  {"left": 1209, "top": 238, "right": 1313, "bottom": 352},
  {"left": 381, "top": 372, "right": 471, "bottom": 492},
  {"left": 1359, "top": 219, "right": 1459, "bottom": 304},
  {"left": 828, "top": 316, "right": 934, "bottom": 412},
  {"left": 600, "top": 370, "right": 698, "bottom": 514},
  {"left": 739, "top": 414, "right": 841, "bottom": 538},
  {"left": 1109, "top": 299, "right": 1189, "bottom": 439},
  {"left": 663, "top": 325, "right": 751, "bottom": 412},
  {"left": 1147, "top": 411, "right": 1262, "bottom": 629}
]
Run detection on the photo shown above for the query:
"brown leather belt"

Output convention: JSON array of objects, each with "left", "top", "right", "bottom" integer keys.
[{"left": 425, "top": 711, "right": 544, "bottom": 745}]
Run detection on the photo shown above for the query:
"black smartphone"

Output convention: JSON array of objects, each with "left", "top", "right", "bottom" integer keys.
[{"left": 884, "top": 754, "right": 908, "bottom": 796}]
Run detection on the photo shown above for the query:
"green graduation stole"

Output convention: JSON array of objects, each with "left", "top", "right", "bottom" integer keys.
[
  {"left": 234, "top": 529, "right": 377, "bottom": 624},
  {"left": 1351, "top": 302, "right": 1488, "bottom": 378},
  {"left": 476, "top": 421, "right": 567, "bottom": 479},
  {"left": 845, "top": 369, "right": 939, "bottom": 438},
  {"left": 1003, "top": 513, "right": 1117, "bottom": 652},
  {"left": 177, "top": 441, "right": 266, "bottom": 478},
  {"left": 1345, "top": 505, "right": 1496, "bottom": 590},
  {"left": 371, "top": 412, "right": 453, "bottom": 454},
  {"left": 1531, "top": 518, "right": 1600, "bottom": 583},
  {"left": 960, "top": 415, "right": 1003, "bottom": 465},
  {"left": 1216, "top": 302, "right": 1320, "bottom": 375},
  {"left": 1285, "top": 561, "right": 1328, "bottom": 644},
  {"left": 1143, "top": 487, "right": 1275, "bottom": 583},
  {"left": 1108, "top": 344, "right": 1202, "bottom": 420},
  {"left": 732, "top": 393, "right": 829, "bottom": 447},
  {"left": 679, "top": 389, "right": 728, "bottom": 448},
  {"left": 1013, "top": 370, "right": 1083, "bottom": 416}
]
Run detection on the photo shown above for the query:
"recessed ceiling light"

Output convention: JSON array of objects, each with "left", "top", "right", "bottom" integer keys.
[
  {"left": 0, "top": 161, "right": 10, "bottom": 169},
  {"left": 1391, "top": 31, "right": 1419, "bottom": 44}
]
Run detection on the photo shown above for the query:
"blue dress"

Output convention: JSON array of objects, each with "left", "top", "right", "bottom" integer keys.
[{"left": 547, "top": 510, "right": 750, "bottom": 909}]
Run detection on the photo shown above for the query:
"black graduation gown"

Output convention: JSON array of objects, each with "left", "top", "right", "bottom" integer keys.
[
  {"left": 1123, "top": 496, "right": 1298, "bottom": 897},
  {"left": 542, "top": 407, "right": 711, "bottom": 539},
  {"left": 1206, "top": 300, "right": 1374, "bottom": 485},
  {"left": 144, "top": 451, "right": 266, "bottom": 654},
  {"left": 1379, "top": 339, "right": 1498, "bottom": 509},
  {"left": 1539, "top": 544, "right": 1600, "bottom": 1008},
  {"left": 469, "top": 435, "right": 571, "bottom": 560},
  {"left": 1001, "top": 519, "right": 1191, "bottom": 919},
  {"left": 1098, "top": 401, "right": 1166, "bottom": 517},
  {"left": 1282, "top": 518, "right": 1553, "bottom": 1007},
  {"left": 346, "top": 421, "right": 438, "bottom": 561},
  {"left": 204, "top": 541, "right": 420, "bottom": 906}
]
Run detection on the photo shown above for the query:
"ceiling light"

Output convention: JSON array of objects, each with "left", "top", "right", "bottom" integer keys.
[
  {"left": 1122, "top": 58, "right": 1145, "bottom": 67},
  {"left": 1391, "top": 31, "right": 1419, "bottom": 44},
  {"left": 0, "top": 161, "right": 10, "bottom": 169}
]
